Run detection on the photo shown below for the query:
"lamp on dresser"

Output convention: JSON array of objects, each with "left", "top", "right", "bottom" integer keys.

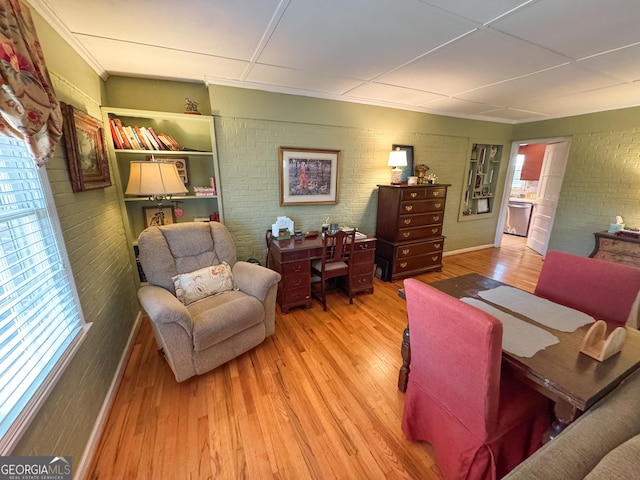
[
  {"left": 125, "top": 159, "right": 187, "bottom": 225},
  {"left": 388, "top": 147, "right": 407, "bottom": 185}
]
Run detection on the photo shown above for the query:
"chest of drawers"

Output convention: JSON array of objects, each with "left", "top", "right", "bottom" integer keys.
[{"left": 375, "top": 184, "right": 450, "bottom": 281}]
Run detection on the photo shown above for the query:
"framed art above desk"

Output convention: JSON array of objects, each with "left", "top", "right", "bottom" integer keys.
[{"left": 268, "top": 235, "right": 376, "bottom": 313}]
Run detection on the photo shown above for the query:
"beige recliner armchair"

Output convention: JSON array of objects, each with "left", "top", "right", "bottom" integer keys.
[{"left": 137, "top": 221, "right": 281, "bottom": 382}]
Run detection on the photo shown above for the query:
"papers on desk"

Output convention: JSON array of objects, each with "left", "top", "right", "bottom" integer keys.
[
  {"left": 461, "top": 297, "right": 560, "bottom": 358},
  {"left": 478, "top": 286, "right": 595, "bottom": 332}
]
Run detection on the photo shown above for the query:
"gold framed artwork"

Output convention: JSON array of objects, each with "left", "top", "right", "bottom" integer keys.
[
  {"left": 60, "top": 102, "right": 112, "bottom": 192},
  {"left": 279, "top": 147, "right": 339, "bottom": 206}
]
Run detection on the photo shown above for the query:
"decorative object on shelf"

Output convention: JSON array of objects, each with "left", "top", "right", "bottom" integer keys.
[
  {"left": 125, "top": 159, "right": 187, "bottom": 226},
  {"left": 184, "top": 97, "right": 200, "bottom": 115},
  {"left": 173, "top": 200, "right": 184, "bottom": 218},
  {"left": 279, "top": 147, "right": 339, "bottom": 205},
  {"left": 407, "top": 176, "right": 418, "bottom": 186},
  {"left": 482, "top": 187, "right": 490, "bottom": 196},
  {"left": 60, "top": 102, "right": 111, "bottom": 192},
  {"left": 143, "top": 206, "right": 175, "bottom": 227},
  {"left": 415, "top": 163, "right": 430, "bottom": 184},
  {"left": 391, "top": 144, "right": 414, "bottom": 183},
  {"left": 427, "top": 173, "right": 439, "bottom": 184},
  {"left": 477, "top": 198, "right": 489, "bottom": 214},
  {"left": 388, "top": 147, "right": 407, "bottom": 185},
  {"left": 147, "top": 155, "right": 189, "bottom": 185}
]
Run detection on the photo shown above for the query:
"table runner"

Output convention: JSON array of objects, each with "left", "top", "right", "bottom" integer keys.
[
  {"left": 478, "top": 285, "right": 595, "bottom": 332},
  {"left": 461, "top": 297, "right": 560, "bottom": 358}
]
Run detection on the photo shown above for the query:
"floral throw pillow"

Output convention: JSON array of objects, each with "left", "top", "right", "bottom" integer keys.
[{"left": 172, "top": 262, "right": 236, "bottom": 306}]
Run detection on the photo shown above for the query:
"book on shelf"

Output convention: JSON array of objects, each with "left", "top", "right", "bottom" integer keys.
[
  {"left": 109, "top": 119, "right": 123, "bottom": 149},
  {"left": 113, "top": 119, "right": 132, "bottom": 149},
  {"left": 147, "top": 128, "right": 167, "bottom": 150},
  {"left": 134, "top": 126, "right": 152, "bottom": 150},
  {"left": 141, "top": 127, "right": 161, "bottom": 150},
  {"left": 124, "top": 126, "right": 142, "bottom": 149}
]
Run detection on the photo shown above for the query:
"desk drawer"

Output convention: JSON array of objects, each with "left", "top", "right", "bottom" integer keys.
[
  {"left": 283, "top": 261, "right": 310, "bottom": 276},
  {"left": 351, "top": 248, "right": 375, "bottom": 265},
  {"left": 395, "top": 238, "right": 444, "bottom": 259},
  {"left": 282, "top": 286, "right": 310, "bottom": 304}
]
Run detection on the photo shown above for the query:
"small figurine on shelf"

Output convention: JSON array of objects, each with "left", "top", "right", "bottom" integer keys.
[
  {"left": 184, "top": 97, "right": 201, "bottom": 115},
  {"left": 415, "top": 164, "right": 430, "bottom": 184}
]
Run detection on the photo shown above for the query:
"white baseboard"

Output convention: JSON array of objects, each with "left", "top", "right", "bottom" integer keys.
[
  {"left": 75, "top": 312, "right": 143, "bottom": 480},
  {"left": 443, "top": 244, "right": 494, "bottom": 257}
]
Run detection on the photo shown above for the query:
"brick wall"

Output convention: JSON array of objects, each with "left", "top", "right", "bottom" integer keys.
[
  {"left": 214, "top": 116, "right": 487, "bottom": 263},
  {"left": 549, "top": 128, "right": 640, "bottom": 255}
]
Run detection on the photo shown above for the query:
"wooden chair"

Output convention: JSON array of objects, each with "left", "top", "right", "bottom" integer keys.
[
  {"left": 310, "top": 230, "right": 355, "bottom": 311},
  {"left": 535, "top": 250, "right": 640, "bottom": 327},
  {"left": 401, "top": 278, "right": 550, "bottom": 480}
]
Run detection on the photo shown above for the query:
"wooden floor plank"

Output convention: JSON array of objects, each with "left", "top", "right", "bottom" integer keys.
[{"left": 87, "top": 237, "right": 542, "bottom": 479}]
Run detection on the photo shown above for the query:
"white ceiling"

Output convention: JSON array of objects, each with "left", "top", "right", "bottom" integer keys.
[{"left": 30, "top": 0, "right": 640, "bottom": 123}]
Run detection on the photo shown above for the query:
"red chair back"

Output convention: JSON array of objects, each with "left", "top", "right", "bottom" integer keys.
[
  {"left": 404, "top": 278, "right": 503, "bottom": 436},
  {"left": 535, "top": 251, "right": 640, "bottom": 327}
]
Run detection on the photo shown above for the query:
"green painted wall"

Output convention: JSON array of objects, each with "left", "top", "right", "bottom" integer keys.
[
  {"left": 513, "top": 108, "right": 640, "bottom": 255},
  {"left": 12, "top": 8, "right": 140, "bottom": 471}
]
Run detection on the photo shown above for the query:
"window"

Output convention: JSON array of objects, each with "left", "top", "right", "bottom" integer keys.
[
  {"left": 0, "top": 137, "right": 89, "bottom": 453},
  {"left": 511, "top": 154, "right": 526, "bottom": 190}
]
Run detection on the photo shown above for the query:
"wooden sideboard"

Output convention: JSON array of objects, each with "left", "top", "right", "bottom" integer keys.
[
  {"left": 375, "top": 184, "right": 450, "bottom": 281},
  {"left": 590, "top": 231, "right": 640, "bottom": 268},
  {"left": 268, "top": 235, "right": 376, "bottom": 313}
]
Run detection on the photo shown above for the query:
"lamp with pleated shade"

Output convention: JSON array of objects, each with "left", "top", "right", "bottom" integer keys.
[{"left": 125, "top": 160, "right": 187, "bottom": 226}]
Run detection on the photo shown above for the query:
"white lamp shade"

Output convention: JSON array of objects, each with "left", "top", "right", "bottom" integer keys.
[
  {"left": 125, "top": 161, "right": 188, "bottom": 196},
  {"left": 388, "top": 149, "right": 407, "bottom": 167}
]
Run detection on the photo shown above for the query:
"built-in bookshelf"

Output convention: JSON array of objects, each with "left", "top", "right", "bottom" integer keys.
[
  {"left": 458, "top": 142, "right": 502, "bottom": 220},
  {"left": 101, "top": 107, "right": 224, "bottom": 283}
]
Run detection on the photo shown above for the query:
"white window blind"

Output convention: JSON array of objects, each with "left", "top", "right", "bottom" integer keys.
[{"left": 0, "top": 137, "right": 89, "bottom": 453}]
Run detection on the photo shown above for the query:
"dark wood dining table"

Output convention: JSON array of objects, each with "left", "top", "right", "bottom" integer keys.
[{"left": 397, "top": 273, "right": 640, "bottom": 439}]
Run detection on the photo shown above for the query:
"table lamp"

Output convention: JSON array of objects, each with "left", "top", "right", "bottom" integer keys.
[
  {"left": 125, "top": 159, "right": 187, "bottom": 225},
  {"left": 388, "top": 147, "right": 407, "bottom": 185}
]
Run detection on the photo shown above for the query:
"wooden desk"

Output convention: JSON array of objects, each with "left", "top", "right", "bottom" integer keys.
[
  {"left": 268, "top": 235, "right": 376, "bottom": 313},
  {"left": 398, "top": 273, "right": 640, "bottom": 438}
]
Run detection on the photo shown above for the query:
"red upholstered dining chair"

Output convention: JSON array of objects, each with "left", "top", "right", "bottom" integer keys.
[
  {"left": 534, "top": 250, "right": 640, "bottom": 328},
  {"left": 401, "top": 278, "right": 550, "bottom": 480},
  {"left": 310, "top": 230, "right": 355, "bottom": 311}
]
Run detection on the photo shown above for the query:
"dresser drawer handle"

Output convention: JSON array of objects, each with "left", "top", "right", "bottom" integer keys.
[
  {"left": 404, "top": 219, "right": 412, "bottom": 225},
  {"left": 434, "top": 243, "right": 441, "bottom": 249},
  {"left": 294, "top": 279, "right": 302, "bottom": 286},
  {"left": 293, "top": 265, "right": 302, "bottom": 272},
  {"left": 358, "top": 244, "right": 369, "bottom": 250},
  {"left": 431, "top": 228, "right": 438, "bottom": 234},
  {"left": 433, "top": 215, "right": 440, "bottom": 222},
  {"left": 432, "top": 191, "right": 441, "bottom": 196},
  {"left": 402, "top": 232, "right": 411, "bottom": 238},
  {"left": 402, "top": 248, "right": 410, "bottom": 256},
  {"left": 410, "top": 192, "right": 418, "bottom": 198},
  {"left": 404, "top": 205, "right": 413, "bottom": 212},
  {"left": 434, "top": 202, "right": 442, "bottom": 209},
  {"left": 432, "top": 256, "right": 439, "bottom": 262},
  {"left": 400, "top": 262, "right": 408, "bottom": 269}
]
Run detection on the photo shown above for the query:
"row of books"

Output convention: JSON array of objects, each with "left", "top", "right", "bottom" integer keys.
[{"left": 109, "top": 118, "right": 182, "bottom": 151}]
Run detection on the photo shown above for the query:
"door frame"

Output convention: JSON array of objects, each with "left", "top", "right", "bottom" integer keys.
[{"left": 493, "top": 137, "right": 571, "bottom": 249}]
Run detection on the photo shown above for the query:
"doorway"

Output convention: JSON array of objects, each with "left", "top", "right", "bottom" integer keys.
[{"left": 494, "top": 138, "right": 571, "bottom": 257}]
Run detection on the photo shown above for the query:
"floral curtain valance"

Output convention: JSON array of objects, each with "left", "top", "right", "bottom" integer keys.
[{"left": 0, "top": 0, "right": 62, "bottom": 165}]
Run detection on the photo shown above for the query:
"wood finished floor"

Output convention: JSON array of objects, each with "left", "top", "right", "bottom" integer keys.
[{"left": 87, "top": 236, "right": 542, "bottom": 479}]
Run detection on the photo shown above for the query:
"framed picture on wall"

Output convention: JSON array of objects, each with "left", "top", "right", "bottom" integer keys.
[
  {"left": 477, "top": 198, "right": 490, "bottom": 214},
  {"left": 60, "top": 102, "right": 112, "bottom": 192},
  {"left": 279, "top": 147, "right": 340, "bottom": 205},
  {"left": 392, "top": 144, "right": 414, "bottom": 183}
]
